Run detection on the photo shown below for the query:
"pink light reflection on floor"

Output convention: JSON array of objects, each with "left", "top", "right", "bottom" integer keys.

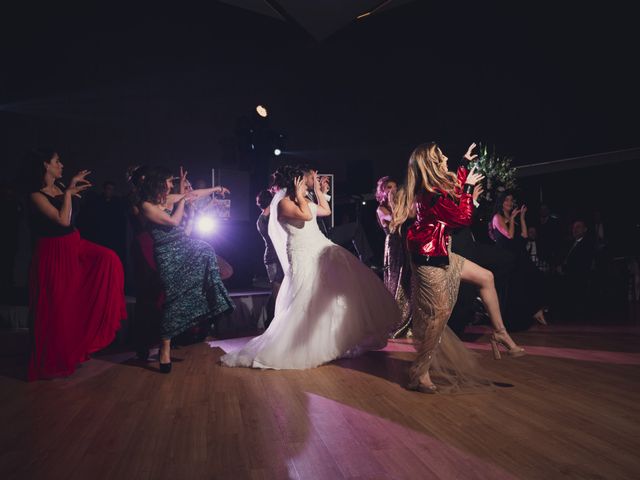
[
  {"left": 297, "top": 392, "right": 517, "bottom": 479},
  {"left": 387, "top": 338, "right": 640, "bottom": 365}
]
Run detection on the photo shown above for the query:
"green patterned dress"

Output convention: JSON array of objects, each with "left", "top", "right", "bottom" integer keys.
[{"left": 150, "top": 221, "right": 234, "bottom": 339}]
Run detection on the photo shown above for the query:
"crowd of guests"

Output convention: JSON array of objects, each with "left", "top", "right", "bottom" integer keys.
[
  {"left": 376, "top": 171, "right": 619, "bottom": 335},
  {"left": 6, "top": 144, "right": 632, "bottom": 385},
  {"left": 22, "top": 149, "right": 234, "bottom": 380}
]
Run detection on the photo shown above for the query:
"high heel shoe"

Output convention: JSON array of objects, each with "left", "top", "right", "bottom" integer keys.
[
  {"left": 533, "top": 309, "right": 547, "bottom": 326},
  {"left": 490, "top": 330, "right": 526, "bottom": 360},
  {"left": 407, "top": 382, "right": 438, "bottom": 394},
  {"left": 159, "top": 343, "right": 172, "bottom": 373}
]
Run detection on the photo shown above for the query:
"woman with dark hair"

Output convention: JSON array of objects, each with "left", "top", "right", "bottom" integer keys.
[
  {"left": 125, "top": 165, "right": 164, "bottom": 361},
  {"left": 489, "top": 191, "right": 547, "bottom": 328},
  {"left": 376, "top": 176, "right": 413, "bottom": 338},
  {"left": 256, "top": 189, "right": 283, "bottom": 328},
  {"left": 26, "top": 149, "right": 127, "bottom": 380},
  {"left": 221, "top": 165, "right": 400, "bottom": 370},
  {"left": 139, "top": 166, "right": 234, "bottom": 373},
  {"left": 391, "top": 142, "right": 524, "bottom": 394}
]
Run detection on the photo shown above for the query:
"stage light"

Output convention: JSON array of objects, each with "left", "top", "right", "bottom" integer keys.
[
  {"left": 362, "top": 201, "right": 367, "bottom": 205},
  {"left": 274, "top": 148, "right": 282, "bottom": 156},
  {"left": 256, "top": 105, "right": 268, "bottom": 118},
  {"left": 196, "top": 215, "right": 217, "bottom": 234}
]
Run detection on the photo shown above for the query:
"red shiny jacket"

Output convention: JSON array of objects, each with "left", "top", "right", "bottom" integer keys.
[{"left": 406, "top": 166, "right": 473, "bottom": 264}]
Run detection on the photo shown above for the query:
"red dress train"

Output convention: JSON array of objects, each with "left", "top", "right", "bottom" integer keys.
[{"left": 28, "top": 230, "right": 127, "bottom": 380}]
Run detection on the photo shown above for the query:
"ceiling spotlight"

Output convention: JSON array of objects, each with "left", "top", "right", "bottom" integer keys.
[
  {"left": 274, "top": 148, "right": 282, "bottom": 156},
  {"left": 256, "top": 105, "right": 268, "bottom": 118}
]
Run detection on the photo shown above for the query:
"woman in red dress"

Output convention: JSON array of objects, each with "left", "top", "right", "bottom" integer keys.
[{"left": 27, "top": 149, "right": 127, "bottom": 380}]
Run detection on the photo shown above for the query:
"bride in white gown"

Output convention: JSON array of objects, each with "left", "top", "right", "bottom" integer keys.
[{"left": 220, "top": 166, "right": 401, "bottom": 369}]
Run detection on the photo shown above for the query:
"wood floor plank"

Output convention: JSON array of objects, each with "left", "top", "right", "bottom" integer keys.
[{"left": 1, "top": 325, "right": 639, "bottom": 480}]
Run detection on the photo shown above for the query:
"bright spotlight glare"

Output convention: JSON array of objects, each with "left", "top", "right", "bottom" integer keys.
[
  {"left": 256, "top": 105, "right": 268, "bottom": 117},
  {"left": 196, "top": 216, "right": 217, "bottom": 234},
  {"left": 361, "top": 201, "right": 367, "bottom": 205},
  {"left": 274, "top": 148, "right": 282, "bottom": 156}
]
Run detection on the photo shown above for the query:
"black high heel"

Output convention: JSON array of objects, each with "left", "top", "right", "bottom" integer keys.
[{"left": 159, "top": 343, "right": 172, "bottom": 373}]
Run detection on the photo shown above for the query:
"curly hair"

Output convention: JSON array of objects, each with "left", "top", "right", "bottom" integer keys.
[
  {"left": 139, "top": 167, "right": 174, "bottom": 205},
  {"left": 270, "top": 164, "right": 307, "bottom": 200}
]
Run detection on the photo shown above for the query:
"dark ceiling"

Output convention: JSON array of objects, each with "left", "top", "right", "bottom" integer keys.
[{"left": 1, "top": 1, "right": 638, "bottom": 187}]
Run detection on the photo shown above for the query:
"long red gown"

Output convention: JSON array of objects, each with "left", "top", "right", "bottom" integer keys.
[{"left": 28, "top": 192, "right": 127, "bottom": 381}]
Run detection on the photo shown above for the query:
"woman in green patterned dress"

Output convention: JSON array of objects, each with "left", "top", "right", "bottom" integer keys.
[{"left": 140, "top": 167, "right": 234, "bottom": 373}]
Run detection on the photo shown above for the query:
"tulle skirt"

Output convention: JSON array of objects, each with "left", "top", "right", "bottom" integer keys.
[
  {"left": 221, "top": 243, "right": 400, "bottom": 370},
  {"left": 410, "top": 253, "right": 492, "bottom": 393},
  {"left": 28, "top": 230, "right": 127, "bottom": 380}
]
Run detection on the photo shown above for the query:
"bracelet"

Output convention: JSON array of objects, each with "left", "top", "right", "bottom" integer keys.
[{"left": 463, "top": 183, "right": 475, "bottom": 194}]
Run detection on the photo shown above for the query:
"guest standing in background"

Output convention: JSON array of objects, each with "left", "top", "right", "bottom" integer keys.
[
  {"left": 376, "top": 176, "right": 412, "bottom": 338},
  {"left": 256, "top": 189, "right": 284, "bottom": 328}
]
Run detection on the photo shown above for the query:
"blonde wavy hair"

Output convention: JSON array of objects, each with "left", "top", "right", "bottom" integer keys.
[{"left": 390, "top": 142, "right": 461, "bottom": 233}]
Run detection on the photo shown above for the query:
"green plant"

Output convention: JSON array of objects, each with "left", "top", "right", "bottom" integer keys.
[{"left": 468, "top": 144, "right": 517, "bottom": 200}]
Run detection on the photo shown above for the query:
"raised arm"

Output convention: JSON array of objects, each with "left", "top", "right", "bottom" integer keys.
[
  {"left": 519, "top": 205, "right": 529, "bottom": 239},
  {"left": 456, "top": 142, "right": 478, "bottom": 188},
  {"left": 430, "top": 167, "right": 483, "bottom": 229},
  {"left": 278, "top": 177, "right": 313, "bottom": 222},
  {"left": 141, "top": 197, "right": 188, "bottom": 227},
  {"left": 313, "top": 173, "right": 331, "bottom": 217},
  {"left": 192, "top": 186, "right": 230, "bottom": 199},
  {"left": 431, "top": 192, "right": 474, "bottom": 228},
  {"left": 30, "top": 183, "right": 91, "bottom": 227}
]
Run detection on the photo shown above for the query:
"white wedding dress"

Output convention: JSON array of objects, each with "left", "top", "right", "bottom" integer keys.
[{"left": 220, "top": 189, "right": 401, "bottom": 369}]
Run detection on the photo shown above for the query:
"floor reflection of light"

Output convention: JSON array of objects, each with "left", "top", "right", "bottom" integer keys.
[
  {"left": 296, "top": 393, "right": 516, "bottom": 479},
  {"left": 387, "top": 338, "right": 640, "bottom": 365}
]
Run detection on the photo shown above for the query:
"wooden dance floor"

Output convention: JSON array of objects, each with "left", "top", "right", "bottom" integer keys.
[{"left": 0, "top": 321, "right": 639, "bottom": 479}]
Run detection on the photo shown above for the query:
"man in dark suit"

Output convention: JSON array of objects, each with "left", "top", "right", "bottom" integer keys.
[{"left": 559, "top": 219, "right": 595, "bottom": 321}]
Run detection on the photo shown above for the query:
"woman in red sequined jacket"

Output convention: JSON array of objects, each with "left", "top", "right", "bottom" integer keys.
[{"left": 391, "top": 142, "right": 525, "bottom": 394}]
